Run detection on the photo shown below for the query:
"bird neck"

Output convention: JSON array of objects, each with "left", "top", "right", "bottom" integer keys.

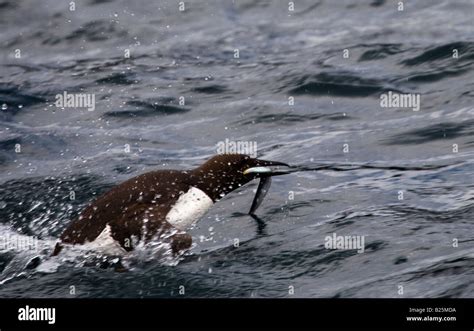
[{"left": 188, "top": 169, "right": 241, "bottom": 202}]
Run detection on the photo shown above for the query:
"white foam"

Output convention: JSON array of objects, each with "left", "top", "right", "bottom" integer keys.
[{"left": 80, "top": 225, "right": 127, "bottom": 256}]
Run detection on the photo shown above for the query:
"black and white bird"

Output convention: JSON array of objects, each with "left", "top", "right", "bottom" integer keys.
[{"left": 52, "top": 154, "right": 290, "bottom": 256}]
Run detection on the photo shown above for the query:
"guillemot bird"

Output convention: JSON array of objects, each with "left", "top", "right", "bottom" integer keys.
[{"left": 52, "top": 154, "right": 290, "bottom": 257}]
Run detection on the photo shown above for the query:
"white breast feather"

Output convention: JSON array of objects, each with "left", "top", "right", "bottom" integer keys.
[{"left": 166, "top": 187, "right": 214, "bottom": 230}]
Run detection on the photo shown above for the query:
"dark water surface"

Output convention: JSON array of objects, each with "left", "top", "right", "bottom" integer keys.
[{"left": 0, "top": 0, "right": 473, "bottom": 297}]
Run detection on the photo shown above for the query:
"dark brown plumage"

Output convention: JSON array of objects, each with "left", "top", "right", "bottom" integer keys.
[{"left": 53, "top": 154, "right": 289, "bottom": 256}]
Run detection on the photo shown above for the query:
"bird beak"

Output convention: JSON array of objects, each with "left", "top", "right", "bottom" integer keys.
[{"left": 243, "top": 159, "right": 291, "bottom": 176}]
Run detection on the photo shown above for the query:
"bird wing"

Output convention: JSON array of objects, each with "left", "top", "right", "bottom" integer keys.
[
  {"left": 58, "top": 170, "right": 193, "bottom": 253},
  {"left": 107, "top": 202, "right": 183, "bottom": 251}
]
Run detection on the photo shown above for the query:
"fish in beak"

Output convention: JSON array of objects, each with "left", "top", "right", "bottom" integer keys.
[{"left": 243, "top": 159, "right": 291, "bottom": 215}]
